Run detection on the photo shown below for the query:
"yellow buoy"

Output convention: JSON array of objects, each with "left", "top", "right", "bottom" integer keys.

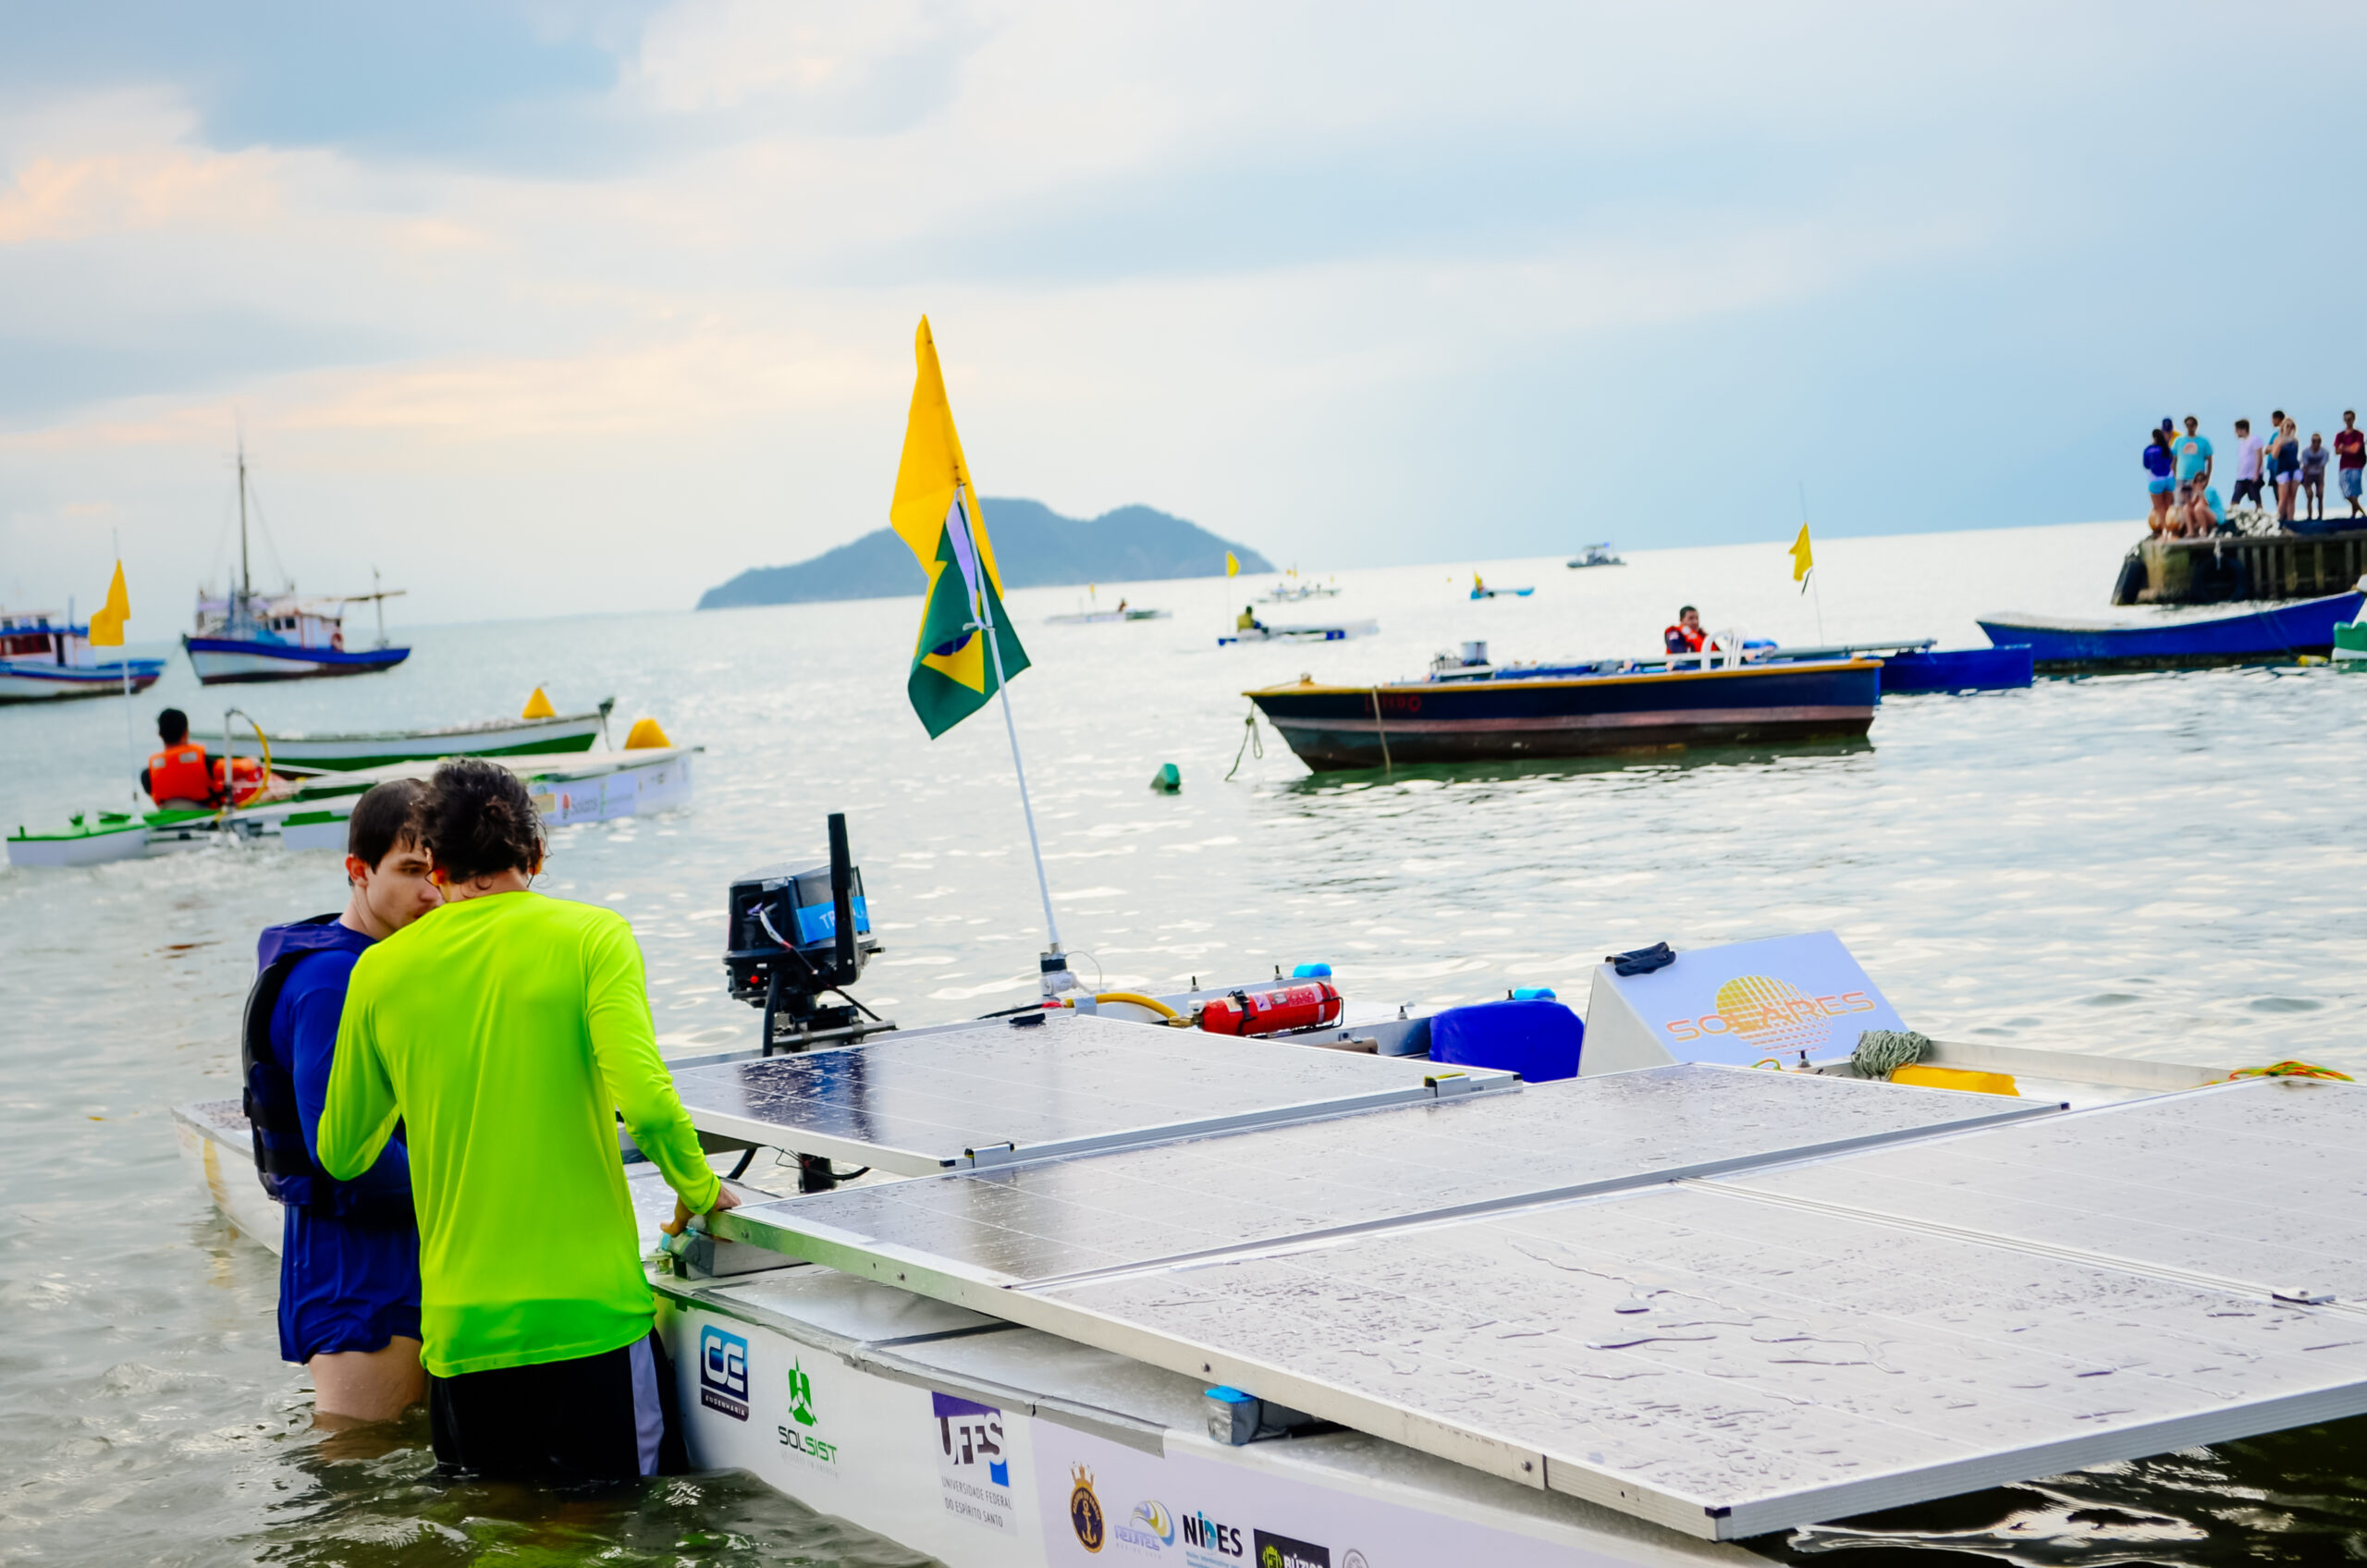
[
  {"left": 521, "top": 687, "right": 557, "bottom": 719},
  {"left": 623, "top": 717, "right": 672, "bottom": 749}
]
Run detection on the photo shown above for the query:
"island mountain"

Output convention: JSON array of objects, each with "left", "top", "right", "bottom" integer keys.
[{"left": 695, "top": 499, "right": 1272, "bottom": 609}]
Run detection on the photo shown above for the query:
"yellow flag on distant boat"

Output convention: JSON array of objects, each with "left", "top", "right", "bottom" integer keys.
[
  {"left": 1224, "top": 551, "right": 1240, "bottom": 579},
  {"left": 1789, "top": 522, "right": 1814, "bottom": 594},
  {"left": 89, "top": 560, "right": 130, "bottom": 646},
  {"left": 890, "top": 316, "right": 1030, "bottom": 740}
]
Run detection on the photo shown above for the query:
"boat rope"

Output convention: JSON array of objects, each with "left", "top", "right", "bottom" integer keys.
[
  {"left": 1224, "top": 704, "right": 1264, "bottom": 781},
  {"left": 1852, "top": 1028, "right": 1931, "bottom": 1079},
  {"left": 1369, "top": 687, "right": 1393, "bottom": 778},
  {"left": 2224, "top": 1060, "right": 2354, "bottom": 1083}
]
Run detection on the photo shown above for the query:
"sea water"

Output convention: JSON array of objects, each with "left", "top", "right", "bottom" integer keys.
[{"left": 4, "top": 520, "right": 2365, "bottom": 1564}]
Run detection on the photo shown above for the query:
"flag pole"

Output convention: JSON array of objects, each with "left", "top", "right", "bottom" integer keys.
[
  {"left": 953, "top": 485, "right": 1069, "bottom": 989},
  {"left": 1797, "top": 483, "right": 1827, "bottom": 644},
  {"left": 113, "top": 532, "right": 138, "bottom": 808}
]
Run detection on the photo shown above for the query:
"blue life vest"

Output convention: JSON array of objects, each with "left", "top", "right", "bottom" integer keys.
[{"left": 242, "top": 914, "right": 410, "bottom": 1225}]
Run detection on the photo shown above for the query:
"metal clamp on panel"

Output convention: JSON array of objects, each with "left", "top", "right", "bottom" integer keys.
[
  {"left": 1427, "top": 1071, "right": 1479, "bottom": 1098},
  {"left": 1204, "top": 1385, "right": 1338, "bottom": 1445},
  {"left": 964, "top": 1142, "right": 1020, "bottom": 1170}
]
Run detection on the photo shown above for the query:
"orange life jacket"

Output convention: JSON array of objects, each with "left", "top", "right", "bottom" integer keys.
[
  {"left": 148, "top": 743, "right": 215, "bottom": 805},
  {"left": 1664, "top": 623, "right": 1708, "bottom": 654},
  {"left": 213, "top": 754, "right": 268, "bottom": 805}
]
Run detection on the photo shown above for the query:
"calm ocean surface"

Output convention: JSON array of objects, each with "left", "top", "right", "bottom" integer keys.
[{"left": 6, "top": 519, "right": 2366, "bottom": 1565}]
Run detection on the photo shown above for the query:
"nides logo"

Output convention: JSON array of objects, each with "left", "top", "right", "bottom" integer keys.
[{"left": 698, "top": 1326, "right": 749, "bottom": 1421}]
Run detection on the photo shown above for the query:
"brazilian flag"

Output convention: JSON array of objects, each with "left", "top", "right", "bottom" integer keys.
[{"left": 890, "top": 317, "right": 1031, "bottom": 739}]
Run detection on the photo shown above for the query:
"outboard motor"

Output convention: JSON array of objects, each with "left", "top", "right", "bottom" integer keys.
[
  {"left": 723, "top": 812, "right": 891, "bottom": 1193},
  {"left": 725, "top": 813, "right": 889, "bottom": 1054}
]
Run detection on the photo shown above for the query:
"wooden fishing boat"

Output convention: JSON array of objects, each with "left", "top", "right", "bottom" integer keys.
[
  {"left": 188, "top": 700, "right": 613, "bottom": 770},
  {"left": 1708, "top": 638, "right": 2034, "bottom": 692},
  {"left": 0, "top": 610, "right": 166, "bottom": 704},
  {"left": 1247, "top": 656, "right": 1880, "bottom": 769},
  {"left": 1977, "top": 588, "right": 2364, "bottom": 672},
  {"left": 183, "top": 447, "right": 411, "bottom": 684}
]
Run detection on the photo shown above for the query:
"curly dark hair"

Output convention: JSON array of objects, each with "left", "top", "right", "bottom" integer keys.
[{"left": 417, "top": 757, "right": 546, "bottom": 883}]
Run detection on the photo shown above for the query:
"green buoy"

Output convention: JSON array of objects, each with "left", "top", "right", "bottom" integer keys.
[{"left": 1149, "top": 762, "right": 1181, "bottom": 793}]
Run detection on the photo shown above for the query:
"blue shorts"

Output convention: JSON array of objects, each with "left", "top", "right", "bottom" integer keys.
[
  {"left": 2343, "top": 468, "right": 2362, "bottom": 499},
  {"left": 2147, "top": 475, "right": 2174, "bottom": 496}
]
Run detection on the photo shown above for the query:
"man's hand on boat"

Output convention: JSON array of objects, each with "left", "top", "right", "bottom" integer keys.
[{"left": 664, "top": 1182, "right": 742, "bottom": 1237}]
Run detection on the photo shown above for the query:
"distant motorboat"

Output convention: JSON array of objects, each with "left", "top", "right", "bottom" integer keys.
[
  {"left": 1044, "top": 607, "right": 1171, "bottom": 625},
  {"left": 1219, "top": 619, "right": 1379, "bottom": 646},
  {"left": 1259, "top": 574, "right": 1342, "bottom": 604},
  {"left": 1566, "top": 543, "right": 1625, "bottom": 569},
  {"left": 0, "top": 609, "right": 166, "bottom": 704},
  {"left": 1977, "top": 589, "right": 2363, "bottom": 672},
  {"left": 183, "top": 446, "right": 410, "bottom": 685}
]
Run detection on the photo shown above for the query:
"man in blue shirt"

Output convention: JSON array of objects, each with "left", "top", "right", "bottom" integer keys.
[
  {"left": 251, "top": 779, "right": 442, "bottom": 1422},
  {"left": 2172, "top": 415, "right": 2214, "bottom": 536}
]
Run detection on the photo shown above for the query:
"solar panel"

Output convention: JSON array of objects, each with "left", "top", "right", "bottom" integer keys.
[
  {"left": 710, "top": 1068, "right": 2367, "bottom": 1540},
  {"left": 669, "top": 1011, "right": 1508, "bottom": 1176},
  {"left": 722, "top": 1062, "right": 2052, "bottom": 1287},
  {"left": 1721, "top": 1075, "right": 2367, "bottom": 1302},
  {"left": 1032, "top": 1180, "right": 2367, "bottom": 1540}
]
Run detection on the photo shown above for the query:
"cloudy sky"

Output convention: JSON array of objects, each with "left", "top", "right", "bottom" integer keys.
[{"left": 2, "top": 2, "right": 2361, "bottom": 628}]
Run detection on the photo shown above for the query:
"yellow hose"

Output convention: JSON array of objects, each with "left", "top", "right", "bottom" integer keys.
[{"left": 1090, "top": 991, "right": 1189, "bottom": 1023}]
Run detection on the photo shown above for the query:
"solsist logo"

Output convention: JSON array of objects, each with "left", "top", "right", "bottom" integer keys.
[
  {"left": 698, "top": 1325, "right": 749, "bottom": 1421},
  {"left": 777, "top": 1358, "right": 840, "bottom": 1466}
]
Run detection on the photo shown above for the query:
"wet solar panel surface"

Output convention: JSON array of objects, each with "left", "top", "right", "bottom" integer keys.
[
  {"left": 668, "top": 1011, "right": 1466, "bottom": 1174},
  {"left": 1722, "top": 1075, "right": 2367, "bottom": 1301},
  {"left": 726, "top": 1062, "right": 2048, "bottom": 1285}
]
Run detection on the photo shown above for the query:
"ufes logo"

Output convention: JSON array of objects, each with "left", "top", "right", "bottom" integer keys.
[{"left": 698, "top": 1326, "right": 749, "bottom": 1421}]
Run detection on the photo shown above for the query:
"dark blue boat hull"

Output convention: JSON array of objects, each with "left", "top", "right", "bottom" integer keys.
[
  {"left": 1877, "top": 646, "right": 2033, "bottom": 693},
  {"left": 183, "top": 636, "right": 411, "bottom": 684},
  {"left": 1247, "top": 661, "right": 1880, "bottom": 769},
  {"left": 1977, "top": 591, "right": 2364, "bottom": 672}
]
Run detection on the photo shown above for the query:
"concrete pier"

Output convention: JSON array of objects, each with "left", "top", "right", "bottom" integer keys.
[{"left": 2115, "top": 528, "right": 2367, "bottom": 605}]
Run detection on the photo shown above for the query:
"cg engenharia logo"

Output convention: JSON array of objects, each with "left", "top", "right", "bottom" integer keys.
[{"left": 698, "top": 1325, "right": 749, "bottom": 1420}]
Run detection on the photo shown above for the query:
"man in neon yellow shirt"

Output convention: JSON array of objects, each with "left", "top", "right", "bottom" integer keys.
[{"left": 320, "top": 758, "right": 737, "bottom": 1481}]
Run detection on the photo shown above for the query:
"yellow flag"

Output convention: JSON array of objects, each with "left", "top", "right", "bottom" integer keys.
[
  {"left": 1224, "top": 551, "right": 1240, "bottom": 578},
  {"left": 1789, "top": 522, "right": 1814, "bottom": 591},
  {"left": 89, "top": 560, "right": 130, "bottom": 646}
]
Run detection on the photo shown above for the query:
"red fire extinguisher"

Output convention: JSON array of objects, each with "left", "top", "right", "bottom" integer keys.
[{"left": 1196, "top": 981, "right": 1343, "bottom": 1037}]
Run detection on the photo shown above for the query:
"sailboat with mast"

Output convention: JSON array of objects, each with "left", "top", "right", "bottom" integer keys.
[{"left": 181, "top": 444, "right": 411, "bottom": 685}]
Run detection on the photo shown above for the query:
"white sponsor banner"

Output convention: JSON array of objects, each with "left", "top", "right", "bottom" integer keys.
[{"left": 1033, "top": 1422, "right": 1651, "bottom": 1568}]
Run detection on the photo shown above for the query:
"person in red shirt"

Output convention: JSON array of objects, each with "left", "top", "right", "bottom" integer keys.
[
  {"left": 2334, "top": 410, "right": 2365, "bottom": 521},
  {"left": 1663, "top": 606, "right": 1721, "bottom": 655}
]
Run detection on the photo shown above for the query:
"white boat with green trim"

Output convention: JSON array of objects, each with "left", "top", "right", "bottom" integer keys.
[
  {"left": 6, "top": 743, "right": 695, "bottom": 869},
  {"left": 189, "top": 699, "right": 614, "bottom": 771}
]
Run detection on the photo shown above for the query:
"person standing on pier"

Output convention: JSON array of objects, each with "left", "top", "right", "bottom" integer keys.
[
  {"left": 2336, "top": 411, "right": 2364, "bottom": 521},
  {"left": 319, "top": 758, "right": 740, "bottom": 1483},
  {"left": 2271, "top": 417, "right": 2302, "bottom": 526},
  {"left": 2171, "top": 416, "right": 2214, "bottom": 536},
  {"left": 2228, "top": 419, "right": 2264, "bottom": 512},
  {"left": 2300, "top": 434, "right": 2329, "bottom": 525},
  {"left": 2143, "top": 428, "right": 2177, "bottom": 534}
]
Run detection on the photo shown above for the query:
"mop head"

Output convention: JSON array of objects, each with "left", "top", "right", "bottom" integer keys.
[{"left": 1852, "top": 1028, "right": 1932, "bottom": 1079}]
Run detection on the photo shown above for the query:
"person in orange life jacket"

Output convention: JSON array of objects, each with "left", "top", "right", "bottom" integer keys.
[
  {"left": 249, "top": 779, "right": 442, "bottom": 1423},
  {"left": 1664, "top": 606, "right": 1721, "bottom": 655},
  {"left": 141, "top": 708, "right": 221, "bottom": 807}
]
